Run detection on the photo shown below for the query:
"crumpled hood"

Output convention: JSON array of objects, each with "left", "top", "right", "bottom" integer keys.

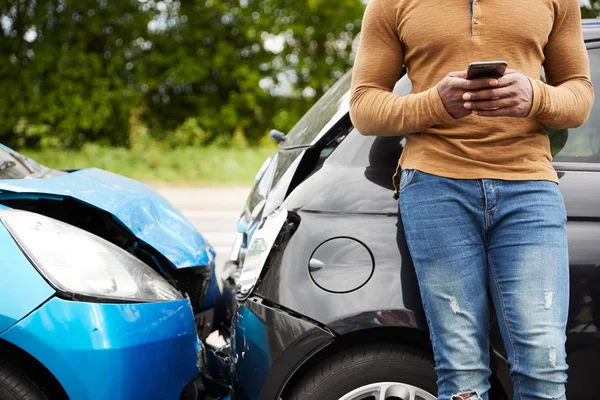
[{"left": 0, "top": 168, "right": 215, "bottom": 269}]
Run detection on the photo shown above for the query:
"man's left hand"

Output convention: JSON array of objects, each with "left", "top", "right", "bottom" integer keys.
[{"left": 462, "top": 69, "right": 534, "bottom": 117}]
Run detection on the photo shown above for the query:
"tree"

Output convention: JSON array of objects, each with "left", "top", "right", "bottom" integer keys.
[
  {"left": 3, "top": 1, "right": 598, "bottom": 149},
  {"left": 0, "top": 0, "right": 154, "bottom": 148},
  {"left": 137, "top": 0, "right": 277, "bottom": 144},
  {"left": 139, "top": 0, "right": 365, "bottom": 143},
  {"left": 0, "top": 0, "right": 366, "bottom": 148},
  {"left": 581, "top": 1, "right": 600, "bottom": 18}
]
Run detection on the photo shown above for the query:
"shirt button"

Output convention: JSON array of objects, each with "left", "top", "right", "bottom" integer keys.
[{"left": 474, "top": 18, "right": 480, "bottom": 24}]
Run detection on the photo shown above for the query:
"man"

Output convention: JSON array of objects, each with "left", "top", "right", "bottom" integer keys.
[{"left": 349, "top": 1, "right": 594, "bottom": 399}]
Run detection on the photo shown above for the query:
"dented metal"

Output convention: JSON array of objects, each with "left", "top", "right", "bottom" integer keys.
[{"left": 0, "top": 168, "right": 215, "bottom": 269}]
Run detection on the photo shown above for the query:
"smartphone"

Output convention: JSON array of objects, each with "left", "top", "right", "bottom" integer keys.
[{"left": 467, "top": 61, "right": 508, "bottom": 80}]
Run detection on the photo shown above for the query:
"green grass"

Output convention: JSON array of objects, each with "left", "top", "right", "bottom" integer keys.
[{"left": 21, "top": 144, "right": 275, "bottom": 186}]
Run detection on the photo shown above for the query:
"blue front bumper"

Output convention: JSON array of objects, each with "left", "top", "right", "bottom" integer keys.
[{"left": 1, "top": 296, "right": 202, "bottom": 400}]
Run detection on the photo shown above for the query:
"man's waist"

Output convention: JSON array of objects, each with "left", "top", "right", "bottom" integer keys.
[{"left": 398, "top": 132, "right": 555, "bottom": 177}]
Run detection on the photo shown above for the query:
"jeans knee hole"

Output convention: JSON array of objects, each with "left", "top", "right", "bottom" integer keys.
[
  {"left": 451, "top": 391, "right": 482, "bottom": 400},
  {"left": 544, "top": 290, "right": 553, "bottom": 309},
  {"left": 549, "top": 346, "right": 557, "bottom": 367},
  {"left": 449, "top": 297, "right": 460, "bottom": 314}
]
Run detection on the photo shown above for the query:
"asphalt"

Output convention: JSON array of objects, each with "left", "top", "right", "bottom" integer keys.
[{"left": 155, "top": 186, "right": 250, "bottom": 280}]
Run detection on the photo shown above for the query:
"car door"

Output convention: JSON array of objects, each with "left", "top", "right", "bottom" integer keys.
[{"left": 550, "top": 45, "right": 600, "bottom": 400}]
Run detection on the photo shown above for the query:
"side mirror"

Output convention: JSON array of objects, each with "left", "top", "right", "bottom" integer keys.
[{"left": 269, "top": 129, "right": 287, "bottom": 144}]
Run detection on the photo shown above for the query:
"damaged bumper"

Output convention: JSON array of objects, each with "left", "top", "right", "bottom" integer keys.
[
  {"left": 0, "top": 296, "right": 202, "bottom": 400},
  {"left": 231, "top": 298, "right": 335, "bottom": 400}
]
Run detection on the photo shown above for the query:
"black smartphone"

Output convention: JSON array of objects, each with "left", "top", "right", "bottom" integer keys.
[{"left": 467, "top": 61, "right": 508, "bottom": 80}]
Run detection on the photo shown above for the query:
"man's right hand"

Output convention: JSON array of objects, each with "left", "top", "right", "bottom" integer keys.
[{"left": 437, "top": 71, "right": 499, "bottom": 119}]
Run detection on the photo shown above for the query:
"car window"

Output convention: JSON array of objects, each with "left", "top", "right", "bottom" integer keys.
[
  {"left": 282, "top": 70, "right": 352, "bottom": 148},
  {"left": 549, "top": 48, "right": 600, "bottom": 163},
  {"left": 0, "top": 144, "right": 63, "bottom": 179},
  {"left": 0, "top": 146, "right": 40, "bottom": 179}
]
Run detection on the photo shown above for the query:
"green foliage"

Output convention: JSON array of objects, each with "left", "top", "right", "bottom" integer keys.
[
  {"left": 0, "top": 0, "right": 365, "bottom": 150},
  {"left": 21, "top": 143, "right": 274, "bottom": 184},
  {"left": 169, "top": 118, "right": 210, "bottom": 148},
  {"left": 231, "top": 126, "right": 249, "bottom": 149},
  {"left": 582, "top": 1, "right": 600, "bottom": 18},
  {"left": 13, "top": 118, "right": 55, "bottom": 148},
  {"left": 5, "top": 1, "right": 593, "bottom": 152},
  {"left": 0, "top": 0, "right": 150, "bottom": 148}
]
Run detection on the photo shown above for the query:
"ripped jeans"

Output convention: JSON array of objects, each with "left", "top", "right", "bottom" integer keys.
[{"left": 399, "top": 169, "right": 569, "bottom": 400}]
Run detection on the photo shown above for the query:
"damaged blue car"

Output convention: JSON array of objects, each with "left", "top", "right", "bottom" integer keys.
[{"left": 0, "top": 144, "right": 223, "bottom": 400}]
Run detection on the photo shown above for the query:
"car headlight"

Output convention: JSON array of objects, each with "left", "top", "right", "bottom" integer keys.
[
  {"left": 0, "top": 209, "right": 183, "bottom": 302},
  {"left": 237, "top": 208, "right": 288, "bottom": 299}
]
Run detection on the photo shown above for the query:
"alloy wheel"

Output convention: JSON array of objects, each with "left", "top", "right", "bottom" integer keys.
[{"left": 339, "top": 382, "right": 436, "bottom": 400}]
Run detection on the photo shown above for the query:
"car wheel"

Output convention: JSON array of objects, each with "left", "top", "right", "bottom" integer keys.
[
  {"left": 286, "top": 343, "right": 437, "bottom": 400},
  {"left": 0, "top": 361, "right": 48, "bottom": 400}
]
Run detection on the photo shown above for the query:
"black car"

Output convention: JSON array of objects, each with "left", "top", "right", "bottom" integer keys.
[{"left": 218, "top": 21, "right": 600, "bottom": 400}]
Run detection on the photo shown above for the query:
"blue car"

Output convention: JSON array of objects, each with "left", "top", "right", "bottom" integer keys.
[{"left": 0, "top": 144, "right": 223, "bottom": 400}]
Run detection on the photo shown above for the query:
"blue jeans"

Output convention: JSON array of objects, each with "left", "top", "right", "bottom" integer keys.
[{"left": 399, "top": 169, "right": 569, "bottom": 400}]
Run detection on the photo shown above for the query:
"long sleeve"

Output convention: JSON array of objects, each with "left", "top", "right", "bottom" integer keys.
[
  {"left": 349, "top": 0, "right": 456, "bottom": 137},
  {"left": 529, "top": 0, "right": 594, "bottom": 129}
]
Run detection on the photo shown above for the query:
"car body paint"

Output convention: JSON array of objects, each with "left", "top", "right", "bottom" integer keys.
[
  {"left": 0, "top": 147, "right": 220, "bottom": 399},
  {"left": 232, "top": 299, "right": 334, "bottom": 400},
  {"left": 0, "top": 218, "right": 55, "bottom": 334},
  {"left": 1, "top": 296, "right": 201, "bottom": 400},
  {"left": 0, "top": 168, "right": 215, "bottom": 269}
]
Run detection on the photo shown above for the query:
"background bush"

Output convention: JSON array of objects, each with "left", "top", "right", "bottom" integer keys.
[
  {"left": 0, "top": 0, "right": 364, "bottom": 150},
  {"left": 1, "top": 1, "right": 597, "bottom": 151}
]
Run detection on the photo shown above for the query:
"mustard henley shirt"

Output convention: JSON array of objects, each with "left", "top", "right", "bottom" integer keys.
[{"left": 349, "top": 0, "right": 595, "bottom": 192}]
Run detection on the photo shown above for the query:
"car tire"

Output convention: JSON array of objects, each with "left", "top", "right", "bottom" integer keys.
[
  {"left": 0, "top": 361, "right": 48, "bottom": 400},
  {"left": 286, "top": 343, "right": 437, "bottom": 400}
]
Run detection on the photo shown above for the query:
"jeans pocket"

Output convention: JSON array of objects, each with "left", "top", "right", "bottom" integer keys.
[{"left": 399, "top": 169, "right": 419, "bottom": 193}]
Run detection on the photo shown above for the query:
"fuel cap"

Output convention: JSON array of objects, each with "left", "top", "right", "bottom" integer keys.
[{"left": 308, "top": 237, "right": 374, "bottom": 294}]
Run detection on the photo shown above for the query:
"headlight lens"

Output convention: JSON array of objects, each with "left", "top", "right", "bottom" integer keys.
[
  {"left": 238, "top": 208, "right": 288, "bottom": 298},
  {"left": 0, "top": 209, "right": 182, "bottom": 302}
]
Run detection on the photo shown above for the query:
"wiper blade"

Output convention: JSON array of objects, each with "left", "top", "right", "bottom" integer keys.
[
  {"left": 10, "top": 151, "right": 38, "bottom": 174},
  {"left": 0, "top": 160, "right": 16, "bottom": 172}
]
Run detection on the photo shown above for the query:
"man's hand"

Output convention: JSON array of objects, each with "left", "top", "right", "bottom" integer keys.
[
  {"left": 437, "top": 71, "right": 500, "bottom": 119},
  {"left": 462, "top": 69, "right": 534, "bottom": 117}
]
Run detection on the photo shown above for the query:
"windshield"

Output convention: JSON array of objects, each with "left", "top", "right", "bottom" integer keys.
[
  {"left": 282, "top": 70, "right": 353, "bottom": 148},
  {"left": 0, "top": 145, "right": 61, "bottom": 179}
]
